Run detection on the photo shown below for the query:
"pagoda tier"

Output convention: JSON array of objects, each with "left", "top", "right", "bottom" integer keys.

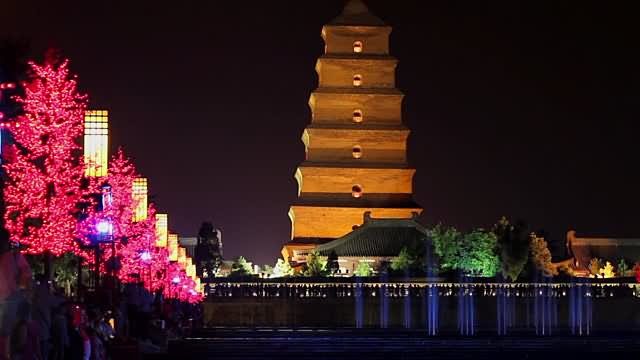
[
  {"left": 303, "top": 125, "right": 409, "bottom": 164},
  {"left": 289, "top": 206, "right": 421, "bottom": 240},
  {"left": 309, "top": 89, "right": 403, "bottom": 125}
]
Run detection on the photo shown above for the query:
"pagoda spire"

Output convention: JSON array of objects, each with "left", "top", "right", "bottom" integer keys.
[
  {"left": 343, "top": 0, "right": 369, "bottom": 15},
  {"left": 330, "top": 0, "right": 385, "bottom": 26}
]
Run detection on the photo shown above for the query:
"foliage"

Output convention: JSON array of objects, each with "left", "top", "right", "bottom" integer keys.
[
  {"left": 634, "top": 263, "right": 640, "bottom": 283},
  {"left": 195, "top": 222, "right": 222, "bottom": 279},
  {"left": 600, "top": 261, "right": 615, "bottom": 278},
  {"left": 390, "top": 247, "right": 415, "bottom": 273},
  {"left": 230, "top": 256, "right": 253, "bottom": 277},
  {"left": 261, "top": 265, "right": 274, "bottom": 277},
  {"left": 273, "top": 258, "right": 294, "bottom": 277},
  {"left": 617, "top": 259, "right": 629, "bottom": 277},
  {"left": 354, "top": 260, "right": 374, "bottom": 277},
  {"left": 589, "top": 258, "right": 602, "bottom": 277},
  {"left": 493, "top": 217, "right": 529, "bottom": 281},
  {"left": 429, "top": 225, "right": 499, "bottom": 277},
  {"left": 81, "top": 150, "right": 175, "bottom": 293},
  {"left": 303, "top": 250, "right": 327, "bottom": 277},
  {"left": 3, "top": 58, "right": 91, "bottom": 256},
  {"left": 529, "top": 234, "right": 558, "bottom": 277},
  {"left": 461, "top": 230, "right": 500, "bottom": 277},
  {"left": 26, "top": 252, "right": 88, "bottom": 297},
  {"left": 429, "top": 225, "right": 462, "bottom": 273},
  {"left": 52, "top": 252, "right": 90, "bottom": 297}
]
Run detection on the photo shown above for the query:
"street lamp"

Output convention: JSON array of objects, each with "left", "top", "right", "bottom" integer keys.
[
  {"left": 140, "top": 251, "right": 152, "bottom": 262},
  {"left": 97, "top": 220, "right": 112, "bottom": 235}
]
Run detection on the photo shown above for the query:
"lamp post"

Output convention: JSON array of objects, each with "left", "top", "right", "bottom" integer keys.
[
  {"left": 95, "top": 218, "right": 113, "bottom": 289},
  {"left": 172, "top": 276, "right": 180, "bottom": 301}
]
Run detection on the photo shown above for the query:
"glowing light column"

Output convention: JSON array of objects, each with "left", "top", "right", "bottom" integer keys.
[
  {"left": 156, "top": 213, "right": 168, "bottom": 248},
  {"left": 168, "top": 233, "right": 179, "bottom": 261},
  {"left": 84, "top": 110, "right": 109, "bottom": 177},
  {"left": 132, "top": 178, "right": 148, "bottom": 222}
]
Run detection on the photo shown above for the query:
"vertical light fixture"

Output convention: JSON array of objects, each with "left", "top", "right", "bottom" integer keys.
[
  {"left": 178, "top": 247, "right": 187, "bottom": 265},
  {"left": 168, "top": 233, "right": 179, "bottom": 261},
  {"left": 155, "top": 213, "right": 168, "bottom": 247},
  {"left": 84, "top": 110, "right": 109, "bottom": 177},
  {"left": 132, "top": 178, "right": 148, "bottom": 222},
  {"left": 186, "top": 257, "right": 195, "bottom": 279}
]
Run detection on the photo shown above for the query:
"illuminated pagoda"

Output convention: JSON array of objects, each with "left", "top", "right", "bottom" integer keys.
[{"left": 282, "top": 0, "right": 422, "bottom": 264}]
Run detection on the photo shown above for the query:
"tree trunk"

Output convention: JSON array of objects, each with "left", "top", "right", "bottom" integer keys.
[
  {"left": 77, "top": 256, "right": 83, "bottom": 300},
  {"left": 44, "top": 251, "right": 53, "bottom": 282}
]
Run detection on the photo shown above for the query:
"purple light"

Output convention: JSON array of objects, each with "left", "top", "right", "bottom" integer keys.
[
  {"left": 96, "top": 220, "right": 112, "bottom": 234},
  {"left": 172, "top": 276, "right": 181, "bottom": 284},
  {"left": 140, "top": 251, "right": 152, "bottom": 261}
]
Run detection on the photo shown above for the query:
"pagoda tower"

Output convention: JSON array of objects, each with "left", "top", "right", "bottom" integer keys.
[{"left": 283, "top": 0, "right": 422, "bottom": 262}]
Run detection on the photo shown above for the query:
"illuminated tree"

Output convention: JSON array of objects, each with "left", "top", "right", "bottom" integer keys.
[
  {"left": 430, "top": 225, "right": 499, "bottom": 277},
  {"left": 588, "top": 258, "right": 602, "bottom": 278},
  {"left": 390, "top": 247, "right": 414, "bottom": 273},
  {"left": 164, "top": 261, "right": 202, "bottom": 303},
  {"left": 530, "top": 234, "right": 558, "bottom": 277},
  {"left": 79, "top": 149, "right": 164, "bottom": 286},
  {"left": 618, "top": 259, "right": 629, "bottom": 277},
  {"left": 633, "top": 262, "right": 640, "bottom": 283},
  {"left": 273, "top": 258, "right": 293, "bottom": 277},
  {"left": 79, "top": 149, "right": 137, "bottom": 247},
  {"left": 354, "top": 260, "right": 373, "bottom": 277},
  {"left": 117, "top": 204, "right": 162, "bottom": 288},
  {"left": 600, "top": 261, "right": 615, "bottom": 278},
  {"left": 460, "top": 230, "right": 499, "bottom": 277},
  {"left": 229, "top": 256, "right": 253, "bottom": 277},
  {"left": 303, "top": 250, "right": 327, "bottom": 277},
  {"left": 3, "top": 59, "right": 91, "bottom": 256}
]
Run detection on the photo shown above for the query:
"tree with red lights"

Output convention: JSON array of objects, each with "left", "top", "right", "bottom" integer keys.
[
  {"left": 78, "top": 149, "right": 168, "bottom": 291},
  {"left": 3, "top": 59, "right": 91, "bottom": 256}
]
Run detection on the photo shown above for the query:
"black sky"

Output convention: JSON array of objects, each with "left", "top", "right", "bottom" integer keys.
[{"left": 1, "top": 1, "right": 639, "bottom": 265}]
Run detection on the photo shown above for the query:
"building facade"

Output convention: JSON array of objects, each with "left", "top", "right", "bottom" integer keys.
[{"left": 282, "top": 0, "right": 422, "bottom": 262}]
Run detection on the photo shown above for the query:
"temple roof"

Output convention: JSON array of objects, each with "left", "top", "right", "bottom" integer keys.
[
  {"left": 329, "top": 0, "right": 386, "bottom": 26},
  {"left": 285, "top": 237, "right": 333, "bottom": 246},
  {"left": 567, "top": 230, "right": 640, "bottom": 270},
  {"left": 316, "top": 212, "right": 427, "bottom": 257}
]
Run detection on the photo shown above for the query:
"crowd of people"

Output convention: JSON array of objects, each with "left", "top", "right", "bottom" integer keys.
[{"left": 0, "top": 230, "right": 203, "bottom": 360}]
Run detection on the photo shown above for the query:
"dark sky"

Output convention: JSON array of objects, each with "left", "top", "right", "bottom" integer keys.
[{"left": 2, "top": 1, "right": 639, "bottom": 265}]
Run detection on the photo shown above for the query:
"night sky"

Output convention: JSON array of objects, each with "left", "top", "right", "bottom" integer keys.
[{"left": 2, "top": 1, "right": 639, "bottom": 265}]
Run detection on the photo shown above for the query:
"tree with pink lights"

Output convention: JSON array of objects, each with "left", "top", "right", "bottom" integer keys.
[{"left": 3, "top": 58, "right": 92, "bottom": 256}]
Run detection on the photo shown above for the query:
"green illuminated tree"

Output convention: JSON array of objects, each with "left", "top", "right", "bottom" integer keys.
[
  {"left": 618, "top": 259, "right": 629, "bottom": 277},
  {"left": 354, "top": 260, "right": 373, "bottom": 277},
  {"left": 429, "top": 225, "right": 463, "bottom": 272},
  {"left": 261, "top": 265, "right": 274, "bottom": 277},
  {"left": 390, "top": 247, "right": 414, "bottom": 273},
  {"left": 460, "top": 230, "right": 499, "bottom": 277},
  {"left": 230, "top": 256, "right": 253, "bottom": 277},
  {"left": 429, "top": 225, "right": 499, "bottom": 277}
]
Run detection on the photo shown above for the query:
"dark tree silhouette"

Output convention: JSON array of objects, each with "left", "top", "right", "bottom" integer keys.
[{"left": 195, "top": 221, "right": 222, "bottom": 279}]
